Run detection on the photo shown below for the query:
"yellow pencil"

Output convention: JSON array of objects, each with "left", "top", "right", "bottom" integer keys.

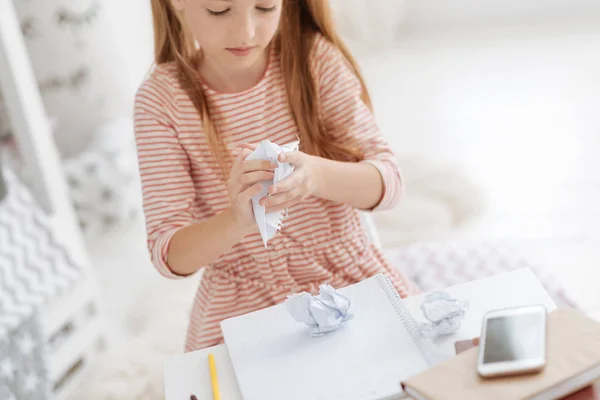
[{"left": 208, "top": 353, "right": 221, "bottom": 400}]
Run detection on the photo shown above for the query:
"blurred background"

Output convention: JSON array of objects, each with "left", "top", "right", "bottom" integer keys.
[{"left": 1, "top": 0, "right": 599, "bottom": 399}]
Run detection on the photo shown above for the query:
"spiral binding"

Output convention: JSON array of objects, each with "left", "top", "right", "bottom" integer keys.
[{"left": 376, "top": 274, "right": 435, "bottom": 367}]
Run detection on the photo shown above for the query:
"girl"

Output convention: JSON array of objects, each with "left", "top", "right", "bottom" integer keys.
[{"left": 134, "top": 0, "right": 418, "bottom": 352}]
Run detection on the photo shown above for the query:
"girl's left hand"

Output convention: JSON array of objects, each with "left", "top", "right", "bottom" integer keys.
[
  {"left": 240, "top": 143, "right": 319, "bottom": 213},
  {"left": 264, "top": 151, "right": 319, "bottom": 213}
]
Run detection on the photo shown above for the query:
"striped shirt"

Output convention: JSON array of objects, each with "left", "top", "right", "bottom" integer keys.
[{"left": 133, "top": 34, "right": 417, "bottom": 351}]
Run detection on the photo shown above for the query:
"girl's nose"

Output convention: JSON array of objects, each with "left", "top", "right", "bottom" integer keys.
[{"left": 234, "top": 13, "right": 256, "bottom": 43}]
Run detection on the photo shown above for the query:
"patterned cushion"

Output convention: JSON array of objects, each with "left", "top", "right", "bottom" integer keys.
[
  {"left": 386, "top": 240, "right": 577, "bottom": 309},
  {"left": 0, "top": 313, "right": 51, "bottom": 400}
]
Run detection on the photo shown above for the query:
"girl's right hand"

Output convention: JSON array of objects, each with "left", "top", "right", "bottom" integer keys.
[{"left": 227, "top": 148, "right": 277, "bottom": 230}]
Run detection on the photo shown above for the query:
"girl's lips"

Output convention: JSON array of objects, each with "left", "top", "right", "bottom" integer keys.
[{"left": 227, "top": 46, "right": 256, "bottom": 56}]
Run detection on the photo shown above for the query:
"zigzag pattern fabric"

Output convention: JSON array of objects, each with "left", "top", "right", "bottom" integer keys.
[{"left": 0, "top": 167, "right": 81, "bottom": 339}]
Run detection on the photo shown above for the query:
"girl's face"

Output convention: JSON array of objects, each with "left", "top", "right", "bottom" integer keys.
[{"left": 171, "top": 0, "right": 283, "bottom": 70}]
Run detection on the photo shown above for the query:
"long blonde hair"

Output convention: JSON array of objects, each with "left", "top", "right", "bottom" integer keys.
[{"left": 150, "top": 0, "right": 372, "bottom": 177}]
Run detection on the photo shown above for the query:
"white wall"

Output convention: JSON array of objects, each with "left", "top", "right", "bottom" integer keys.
[
  {"left": 405, "top": 0, "right": 600, "bottom": 30},
  {"left": 104, "top": 0, "right": 154, "bottom": 108},
  {"left": 102, "top": 0, "right": 600, "bottom": 103}
]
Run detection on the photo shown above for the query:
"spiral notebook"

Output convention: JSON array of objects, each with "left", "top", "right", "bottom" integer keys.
[{"left": 220, "top": 274, "right": 434, "bottom": 400}]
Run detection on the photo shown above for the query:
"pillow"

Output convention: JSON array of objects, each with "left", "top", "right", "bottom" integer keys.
[
  {"left": 5, "top": 0, "right": 130, "bottom": 156},
  {"left": 386, "top": 240, "right": 578, "bottom": 309}
]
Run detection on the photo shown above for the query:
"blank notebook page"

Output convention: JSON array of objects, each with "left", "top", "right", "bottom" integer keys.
[{"left": 220, "top": 274, "right": 432, "bottom": 400}]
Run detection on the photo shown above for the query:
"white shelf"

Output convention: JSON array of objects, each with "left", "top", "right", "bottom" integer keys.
[
  {"left": 48, "top": 317, "right": 103, "bottom": 383},
  {"left": 41, "top": 274, "right": 99, "bottom": 339},
  {"left": 52, "top": 343, "right": 104, "bottom": 400},
  {"left": 0, "top": 2, "right": 105, "bottom": 399}
]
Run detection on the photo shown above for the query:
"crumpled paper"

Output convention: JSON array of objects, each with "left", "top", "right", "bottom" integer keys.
[
  {"left": 285, "top": 284, "right": 354, "bottom": 336},
  {"left": 245, "top": 140, "right": 299, "bottom": 247},
  {"left": 419, "top": 291, "right": 469, "bottom": 338}
]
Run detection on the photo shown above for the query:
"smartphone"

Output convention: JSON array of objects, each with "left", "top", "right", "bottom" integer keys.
[{"left": 477, "top": 305, "right": 548, "bottom": 378}]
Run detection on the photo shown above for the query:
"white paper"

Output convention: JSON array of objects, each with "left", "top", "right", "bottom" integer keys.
[
  {"left": 245, "top": 140, "right": 299, "bottom": 247},
  {"left": 419, "top": 291, "right": 469, "bottom": 338},
  {"left": 221, "top": 274, "right": 431, "bottom": 400},
  {"left": 285, "top": 284, "right": 354, "bottom": 336}
]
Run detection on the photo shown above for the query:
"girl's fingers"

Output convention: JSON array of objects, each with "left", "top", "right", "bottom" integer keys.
[
  {"left": 242, "top": 159, "right": 277, "bottom": 173},
  {"left": 229, "top": 149, "right": 253, "bottom": 192},
  {"left": 269, "top": 170, "right": 303, "bottom": 195},
  {"left": 278, "top": 151, "right": 304, "bottom": 166},
  {"left": 232, "top": 148, "right": 253, "bottom": 172},
  {"left": 236, "top": 147, "right": 252, "bottom": 162},
  {"left": 237, "top": 183, "right": 263, "bottom": 203},
  {"left": 261, "top": 186, "right": 303, "bottom": 207},
  {"left": 241, "top": 143, "right": 258, "bottom": 151},
  {"left": 240, "top": 171, "right": 275, "bottom": 186},
  {"left": 265, "top": 200, "right": 298, "bottom": 214}
]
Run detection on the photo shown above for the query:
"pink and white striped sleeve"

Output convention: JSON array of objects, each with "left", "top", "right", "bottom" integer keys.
[
  {"left": 313, "top": 36, "right": 403, "bottom": 211},
  {"left": 133, "top": 77, "right": 196, "bottom": 279}
]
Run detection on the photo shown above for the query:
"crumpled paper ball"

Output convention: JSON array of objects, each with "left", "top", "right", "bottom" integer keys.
[
  {"left": 245, "top": 140, "right": 299, "bottom": 247},
  {"left": 285, "top": 284, "right": 353, "bottom": 336},
  {"left": 419, "top": 291, "right": 469, "bottom": 338}
]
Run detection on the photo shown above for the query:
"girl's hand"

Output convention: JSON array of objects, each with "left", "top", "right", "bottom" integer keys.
[
  {"left": 227, "top": 148, "right": 277, "bottom": 229},
  {"left": 260, "top": 151, "right": 319, "bottom": 214}
]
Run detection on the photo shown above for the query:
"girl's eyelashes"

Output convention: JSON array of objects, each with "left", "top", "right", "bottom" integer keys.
[
  {"left": 206, "top": 5, "right": 277, "bottom": 17},
  {"left": 257, "top": 5, "right": 277, "bottom": 13},
  {"left": 207, "top": 8, "right": 230, "bottom": 16}
]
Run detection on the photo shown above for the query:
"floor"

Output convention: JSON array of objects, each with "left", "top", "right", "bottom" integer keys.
[{"left": 86, "top": 17, "right": 600, "bottom": 350}]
